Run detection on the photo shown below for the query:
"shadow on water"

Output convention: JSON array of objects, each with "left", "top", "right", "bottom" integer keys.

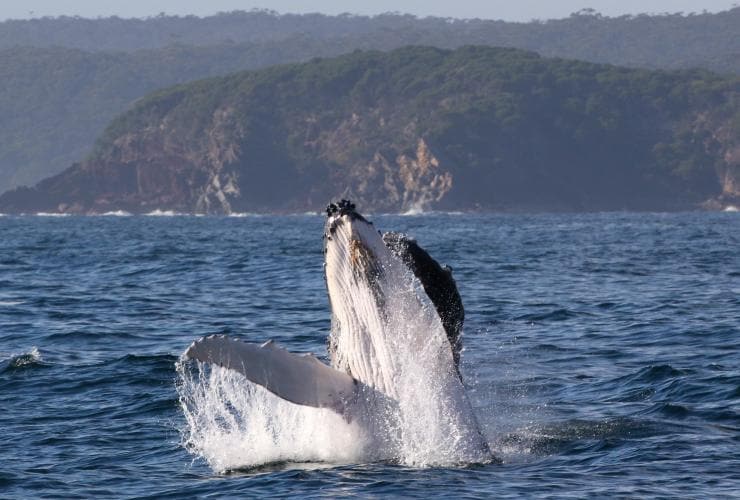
[{"left": 492, "top": 416, "right": 676, "bottom": 459}]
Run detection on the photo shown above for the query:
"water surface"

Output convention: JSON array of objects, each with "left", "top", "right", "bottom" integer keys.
[{"left": 1, "top": 212, "right": 738, "bottom": 497}]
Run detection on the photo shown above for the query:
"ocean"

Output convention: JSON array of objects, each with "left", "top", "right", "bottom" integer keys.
[{"left": 1, "top": 212, "right": 738, "bottom": 498}]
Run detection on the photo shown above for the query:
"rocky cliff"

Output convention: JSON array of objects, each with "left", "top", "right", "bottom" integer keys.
[{"left": 1, "top": 46, "right": 738, "bottom": 214}]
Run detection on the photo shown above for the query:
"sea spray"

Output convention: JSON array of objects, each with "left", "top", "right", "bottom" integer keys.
[{"left": 176, "top": 361, "right": 370, "bottom": 472}]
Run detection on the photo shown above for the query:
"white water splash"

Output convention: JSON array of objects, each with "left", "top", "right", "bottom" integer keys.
[
  {"left": 146, "top": 209, "right": 182, "bottom": 216},
  {"left": 0, "top": 300, "right": 24, "bottom": 306},
  {"left": 400, "top": 202, "right": 426, "bottom": 216},
  {"left": 723, "top": 205, "right": 738, "bottom": 212},
  {"left": 228, "top": 212, "right": 257, "bottom": 218},
  {"left": 176, "top": 361, "right": 371, "bottom": 472},
  {"left": 99, "top": 210, "right": 132, "bottom": 216},
  {"left": 35, "top": 212, "right": 71, "bottom": 217}
]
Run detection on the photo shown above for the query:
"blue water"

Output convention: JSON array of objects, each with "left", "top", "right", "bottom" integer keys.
[{"left": 1, "top": 212, "right": 738, "bottom": 497}]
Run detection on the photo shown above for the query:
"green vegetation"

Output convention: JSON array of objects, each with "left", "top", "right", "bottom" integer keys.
[
  {"left": 1, "top": 9, "right": 739, "bottom": 194},
  {"left": 2, "top": 46, "right": 737, "bottom": 213},
  {"left": 1, "top": 9, "right": 738, "bottom": 74}
]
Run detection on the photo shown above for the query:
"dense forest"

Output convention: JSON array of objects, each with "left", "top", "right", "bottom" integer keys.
[
  {"left": 1, "top": 9, "right": 738, "bottom": 195},
  {"left": 1, "top": 9, "right": 738, "bottom": 72},
  {"left": 0, "top": 42, "right": 340, "bottom": 192},
  {"left": 2, "top": 47, "right": 737, "bottom": 214}
]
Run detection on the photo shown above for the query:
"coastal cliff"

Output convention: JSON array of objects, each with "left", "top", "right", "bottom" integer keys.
[{"left": 1, "top": 46, "right": 738, "bottom": 214}]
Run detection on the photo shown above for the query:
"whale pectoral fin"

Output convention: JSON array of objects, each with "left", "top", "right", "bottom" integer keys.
[{"left": 183, "top": 335, "right": 360, "bottom": 413}]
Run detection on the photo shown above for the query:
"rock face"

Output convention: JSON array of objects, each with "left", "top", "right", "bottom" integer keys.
[
  {"left": 0, "top": 46, "right": 738, "bottom": 214},
  {"left": 332, "top": 139, "right": 452, "bottom": 213}
]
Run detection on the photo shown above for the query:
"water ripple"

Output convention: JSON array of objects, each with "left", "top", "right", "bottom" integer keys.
[{"left": 0, "top": 213, "right": 738, "bottom": 497}]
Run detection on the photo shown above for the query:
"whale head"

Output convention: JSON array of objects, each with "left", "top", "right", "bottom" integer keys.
[
  {"left": 323, "top": 199, "right": 401, "bottom": 395},
  {"left": 322, "top": 200, "right": 491, "bottom": 462}
]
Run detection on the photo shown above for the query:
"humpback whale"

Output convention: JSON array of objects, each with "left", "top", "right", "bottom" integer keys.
[{"left": 182, "top": 200, "right": 492, "bottom": 464}]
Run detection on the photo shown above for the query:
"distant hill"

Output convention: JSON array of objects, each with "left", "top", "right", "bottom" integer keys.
[
  {"left": 0, "top": 41, "right": 347, "bottom": 193},
  {"left": 1, "top": 9, "right": 738, "bottom": 74},
  {"left": 1, "top": 46, "right": 737, "bottom": 214},
  {"left": 1, "top": 9, "right": 738, "bottom": 194}
]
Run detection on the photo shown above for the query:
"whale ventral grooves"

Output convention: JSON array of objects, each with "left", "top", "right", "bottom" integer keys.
[{"left": 325, "top": 199, "right": 465, "bottom": 373}]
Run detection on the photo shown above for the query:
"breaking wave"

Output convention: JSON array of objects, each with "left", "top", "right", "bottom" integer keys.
[
  {"left": 99, "top": 210, "right": 132, "bottom": 216},
  {"left": 400, "top": 203, "right": 427, "bottom": 216},
  {"left": 228, "top": 212, "right": 258, "bottom": 218},
  {"left": 146, "top": 209, "right": 182, "bottom": 216}
]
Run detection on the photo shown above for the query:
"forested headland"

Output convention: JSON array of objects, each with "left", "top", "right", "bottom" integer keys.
[
  {"left": 2, "top": 46, "right": 737, "bottom": 214},
  {"left": 0, "top": 8, "right": 738, "bottom": 194}
]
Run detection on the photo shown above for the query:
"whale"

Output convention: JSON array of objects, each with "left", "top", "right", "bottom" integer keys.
[{"left": 183, "top": 200, "right": 492, "bottom": 464}]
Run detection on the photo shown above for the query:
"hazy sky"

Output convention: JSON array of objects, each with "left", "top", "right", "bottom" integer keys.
[{"left": 2, "top": 0, "right": 738, "bottom": 21}]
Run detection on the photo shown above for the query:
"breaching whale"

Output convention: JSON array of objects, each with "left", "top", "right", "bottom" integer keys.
[{"left": 182, "top": 200, "right": 492, "bottom": 464}]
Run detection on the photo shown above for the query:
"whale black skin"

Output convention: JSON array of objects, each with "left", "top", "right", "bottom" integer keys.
[
  {"left": 381, "top": 232, "right": 464, "bottom": 372},
  {"left": 324, "top": 199, "right": 465, "bottom": 373}
]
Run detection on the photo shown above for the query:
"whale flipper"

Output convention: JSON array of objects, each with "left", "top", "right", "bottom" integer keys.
[{"left": 184, "top": 335, "right": 362, "bottom": 413}]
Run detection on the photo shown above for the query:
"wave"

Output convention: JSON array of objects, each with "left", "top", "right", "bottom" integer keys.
[
  {"left": 0, "top": 300, "right": 24, "bottom": 306},
  {"left": 723, "top": 205, "right": 738, "bottom": 212},
  {"left": 34, "top": 212, "right": 71, "bottom": 217},
  {"left": 145, "top": 209, "right": 183, "bottom": 216},
  {"left": 400, "top": 203, "right": 426, "bottom": 216},
  {"left": 98, "top": 210, "right": 132, "bottom": 216},
  {"left": 398, "top": 208, "right": 466, "bottom": 216},
  {"left": 0, "top": 347, "right": 45, "bottom": 373},
  {"left": 228, "top": 212, "right": 257, "bottom": 218}
]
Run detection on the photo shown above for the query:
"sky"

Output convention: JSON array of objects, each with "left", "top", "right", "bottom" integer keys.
[{"left": 2, "top": 0, "right": 737, "bottom": 21}]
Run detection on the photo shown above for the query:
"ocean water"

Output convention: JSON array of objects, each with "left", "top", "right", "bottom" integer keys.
[{"left": 1, "top": 212, "right": 738, "bottom": 498}]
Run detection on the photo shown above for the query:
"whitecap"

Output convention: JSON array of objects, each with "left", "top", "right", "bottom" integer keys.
[
  {"left": 99, "top": 210, "right": 132, "bottom": 216},
  {"left": 399, "top": 200, "right": 430, "bottom": 216},
  {"left": 146, "top": 209, "right": 181, "bottom": 216},
  {"left": 0, "top": 300, "right": 24, "bottom": 306},
  {"left": 723, "top": 205, "right": 738, "bottom": 212},
  {"left": 35, "top": 212, "right": 71, "bottom": 217}
]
